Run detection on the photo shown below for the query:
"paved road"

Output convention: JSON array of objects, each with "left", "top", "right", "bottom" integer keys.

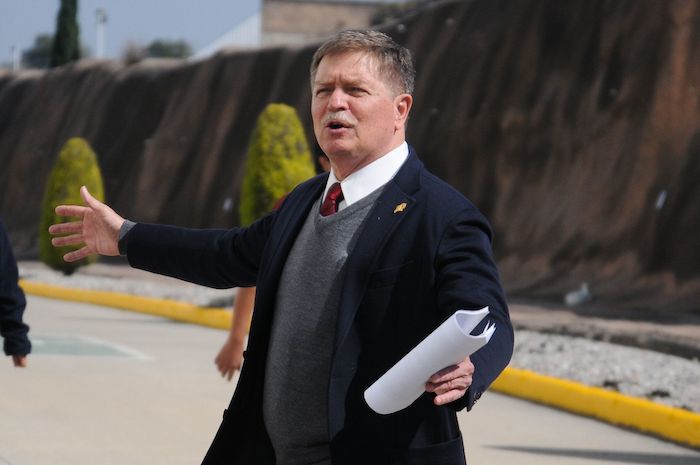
[{"left": 2, "top": 296, "right": 699, "bottom": 465}]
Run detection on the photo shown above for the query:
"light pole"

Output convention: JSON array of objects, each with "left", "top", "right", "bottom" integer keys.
[
  {"left": 96, "top": 9, "right": 108, "bottom": 58},
  {"left": 10, "top": 46, "right": 20, "bottom": 71}
]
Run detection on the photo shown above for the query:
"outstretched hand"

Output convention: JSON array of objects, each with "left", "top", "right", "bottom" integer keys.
[
  {"left": 48, "top": 186, "right": 125, "bottom": 262},
  {"left": 425, "top": 356, "right": 474, "bottom": 406}
]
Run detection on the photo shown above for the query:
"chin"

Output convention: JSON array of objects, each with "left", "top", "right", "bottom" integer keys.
[{"left": 322, "top": 144, "right": 353, "bottom": 159}]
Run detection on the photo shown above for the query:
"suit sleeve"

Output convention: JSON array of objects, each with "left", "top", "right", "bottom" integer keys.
[
  {"left": 434, "top": 207, "right": 513, "bottom": 411},
  {"left": 0, "top": 220, "right": 31, "bottom": 356},
  {"left": 126, "top": 211, "right": 276, "bottom": 289}
]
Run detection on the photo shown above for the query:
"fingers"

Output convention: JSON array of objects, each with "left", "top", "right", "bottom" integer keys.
[
  {"left": 215, "top": 352, "right": 241, "bottom": 381},
  {"left": 48, "top": 220, "right": 84, "bottom": 235},
  {"left": 12, "top": 355, "right": 27, "bottom": 367},
  {"left": 49, "top": 219, "right": 92, "bottom": 261},
  {"left": 428, "top": 364, "right": 461, "bottom": 384},
  {"left": 53, "top": 186, "right": 107, "bottom": 220},
  {"left": 54, "top": 205, "right": 89, "bottom": 218},
  {"left": 433, "top": 389, "right": 465, "bottom": 406},
  {"left": 428, "top": 358, "right": 474, "bottom": 385},
  {"left": 53, "top": 187, "right": 107, "bottom": 219},
  {"left": 425, "top": 357, "right": 475, "bottom": 405},
  {"left": 425, "top": 374, "right": 470, "bottom": 395},
  {"left": 426, "top": 374, "right": 471, "bottom": 406},
  {"left": 51, "top": 233, "right": 84, "bottom": 247},
  {"left": 218, "top": 364, "right": 238, "bottom": 382},
  {"left": 50, "top": 187, "right": 102, "bottom": 222},
  {"left": 63, "top": 246, "right": 92, "bottom": 262}
]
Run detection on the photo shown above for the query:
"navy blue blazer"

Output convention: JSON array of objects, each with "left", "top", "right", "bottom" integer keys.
[
  {"left": 0, "top": 219, "right": 31, "bottom": 357},
  {"left": 126, "top": 148, "right": 513, "bottom": 465}
]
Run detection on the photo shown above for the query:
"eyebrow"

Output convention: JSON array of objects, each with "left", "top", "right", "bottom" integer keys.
[{"left": 313, "top": 78, "right": 370, "bottom": 89}]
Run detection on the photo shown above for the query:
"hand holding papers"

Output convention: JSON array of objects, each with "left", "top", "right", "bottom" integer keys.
[{"left": 364, "top": 307, "right": 495, "bottom": 414}]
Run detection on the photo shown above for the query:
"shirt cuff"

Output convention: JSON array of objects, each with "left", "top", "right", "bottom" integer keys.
[{"left": 118, "top": 220, "right": 136, "bottom": 256}]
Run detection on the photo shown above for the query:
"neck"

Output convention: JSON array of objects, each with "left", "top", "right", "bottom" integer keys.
[
  {"left": 330, "top": 140, "right": 405, "bottom": 181},
  {"left": 331, "top": 156, "right": 379, "bottom": 181}
]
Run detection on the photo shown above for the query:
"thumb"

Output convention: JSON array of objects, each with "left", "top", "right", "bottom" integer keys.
[{"left": 80, "top": 185, "right": 100, "bottom": 209}]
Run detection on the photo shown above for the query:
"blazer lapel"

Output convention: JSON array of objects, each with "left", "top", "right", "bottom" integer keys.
[
  {"left": 257, "top": 175, "right": 327, "bottom": 301},
  {"left": 333, "top": 150, "right": 423, "bottom": 352},
  {"left": 248, "top": 175, "right": 327, "bottom": 371}
]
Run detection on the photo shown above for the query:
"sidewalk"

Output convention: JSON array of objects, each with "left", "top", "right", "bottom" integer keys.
[{"left": 17, "top": 260, "right": 700, "bottom": 449}]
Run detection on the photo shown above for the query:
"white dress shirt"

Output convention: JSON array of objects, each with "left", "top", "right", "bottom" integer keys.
[{"left": 322, "top": 142, "right": 409, "bottom": 211}]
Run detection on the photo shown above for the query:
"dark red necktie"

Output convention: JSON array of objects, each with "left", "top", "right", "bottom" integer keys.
[{"left": 320, "top": 182, "right": 344, "bottom": 216}]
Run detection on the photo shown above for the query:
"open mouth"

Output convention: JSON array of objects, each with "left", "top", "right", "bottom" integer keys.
[
  {"left": 327, "top": 121, "right": 350, "bottom": 130},
  {"left": 324, "top": 114, "right": 354, "bottom": 130}
]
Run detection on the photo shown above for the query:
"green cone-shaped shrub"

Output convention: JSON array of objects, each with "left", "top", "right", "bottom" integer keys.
[
  {"left": 239, "top": 103, "right": 315, "bottom": 225},
  {"left": 39, "top": 137, "right": 105, "bottom": 275}
]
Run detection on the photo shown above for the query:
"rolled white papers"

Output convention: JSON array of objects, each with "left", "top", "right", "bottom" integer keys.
[{"left": 364, "top": 307, "right": 495, "bottom": 414}]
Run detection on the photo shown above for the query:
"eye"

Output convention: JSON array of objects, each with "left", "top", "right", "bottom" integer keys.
[
  {"left": 315, "top": 87, "right": 331, "bottom": 97},
  {"left": 349, "top": 87, "right": 368, "bottom": 96}
]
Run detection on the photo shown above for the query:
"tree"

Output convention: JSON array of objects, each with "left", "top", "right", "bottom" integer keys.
[
  {"left": 50, "top": 0, "right": 80, "bottom": 67},
  {"left": 239, "top": 104, "right": 316, "bottom": 225},
  {"left": 121, "top": 41, "right": 146, "bottom": 64},
  {"left": 146, "top": 39, "right": 192, "bottom": 59},
  {"left": 22, "top": 34, "right": 54, "bottom": 69},
  {"left": 39, "top": 138, "right": 105, "bottom": 275}
]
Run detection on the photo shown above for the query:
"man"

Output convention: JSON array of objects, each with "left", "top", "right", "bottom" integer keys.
[
  {"left": 50, "top": 30, "right": 513, "bottom": 465},
  {"left": 0, "top": 218, "right": 31, "bottom": 367}
]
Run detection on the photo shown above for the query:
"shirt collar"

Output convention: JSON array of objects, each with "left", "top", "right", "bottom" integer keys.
[{"left": 323, "top": 142, "right": 409, "bottom": 209}]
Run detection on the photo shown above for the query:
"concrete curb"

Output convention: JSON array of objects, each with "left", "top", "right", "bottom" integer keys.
[
  {"left": 491, "top": 367, "right": 700, "bottom": 449},
  {"left": 19, "top": 279, "right": 700, "bottom": 449},
  {"left": 19, "top": 280, "right": 232, "bottom": 330}
]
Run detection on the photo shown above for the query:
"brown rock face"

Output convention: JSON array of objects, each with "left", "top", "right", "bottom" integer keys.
[{"left": 1, "top": 0, "right": 699, "bottom": 317}]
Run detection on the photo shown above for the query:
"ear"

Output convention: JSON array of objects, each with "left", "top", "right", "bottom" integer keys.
[{"left": 393, "top": 93, "right": 413, "bottom": 129}]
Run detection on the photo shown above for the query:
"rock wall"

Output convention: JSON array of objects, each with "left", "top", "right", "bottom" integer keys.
[{"left": 1, "top": 0, "right": 699, "bottom": 317}]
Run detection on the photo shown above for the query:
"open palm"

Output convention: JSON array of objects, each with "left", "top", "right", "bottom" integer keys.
[{"left": 49, "top": 186, "right": 124, "bottom": 261}]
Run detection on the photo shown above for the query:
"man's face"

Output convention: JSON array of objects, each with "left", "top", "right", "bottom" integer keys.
[{"left": 311, "top": 51, "right": 411, "bottom": 177}]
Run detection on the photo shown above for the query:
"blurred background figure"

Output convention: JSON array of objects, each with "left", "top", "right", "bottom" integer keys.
[
  {"left": 214, "top": 152, "right": 332, "bottom": 381},
  {"left": 215, "top": 285, "right": 255, "bottom": 380},
  {"left": 213, "top": 103, "right": 321, "bottom": 380},
  {"left": 0, "top": 218, "right": 31, "bottom": 367}
]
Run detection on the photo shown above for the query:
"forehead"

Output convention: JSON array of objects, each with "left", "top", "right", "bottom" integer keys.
[{"left": 314, "top": 51, "right": 382, "bottom": 84}]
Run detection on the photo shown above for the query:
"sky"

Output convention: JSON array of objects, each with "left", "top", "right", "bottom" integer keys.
[{"left": 1, "top": 0, "right": 261, "bottom": 64}]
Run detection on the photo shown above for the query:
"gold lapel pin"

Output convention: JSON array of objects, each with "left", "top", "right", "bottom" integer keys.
[{"left": 393, "top": 202, "right": 407, "bottom": 214}]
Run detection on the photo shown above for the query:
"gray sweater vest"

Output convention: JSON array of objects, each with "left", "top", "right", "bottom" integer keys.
[{"left": 263, "top": 187, "right": 382, "bottom": 465}]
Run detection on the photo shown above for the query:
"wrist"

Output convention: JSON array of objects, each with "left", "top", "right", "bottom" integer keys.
[{"left": 228, "top": 334, "right": 245, "bottom": 345}]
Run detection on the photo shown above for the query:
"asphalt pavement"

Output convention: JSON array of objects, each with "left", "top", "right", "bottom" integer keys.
[{"left": 2, "top": 295, "right": 699, "bottom": 465}]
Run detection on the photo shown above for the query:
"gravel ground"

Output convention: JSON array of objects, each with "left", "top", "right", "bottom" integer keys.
[
  {"left": 18, "top": 261, "right": 700, "bottom": 413},
  {"left": 512, "top": 330, "right": 700, "bottom": 412}
]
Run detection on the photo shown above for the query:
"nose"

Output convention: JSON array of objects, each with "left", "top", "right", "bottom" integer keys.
[{"left": 328, "top": 88, "right": 349, "bottom": 111}]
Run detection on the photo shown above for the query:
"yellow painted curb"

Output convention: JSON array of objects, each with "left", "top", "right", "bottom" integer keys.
[
  {"left": 492, "top": 366, "right": 700, "bottom": 448},
  {"left": 19, "top": 279, "right": 700, "bottom": 448},
  {"left": 19, "top": 279, "right": 232, "bottom": 330}
]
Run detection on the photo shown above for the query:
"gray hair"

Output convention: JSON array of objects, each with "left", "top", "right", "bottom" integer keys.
[{"left": 310, "top": 30, "right": 415, "bottom": 95}]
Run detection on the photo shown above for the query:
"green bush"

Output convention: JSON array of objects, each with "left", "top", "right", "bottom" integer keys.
[
  {"left": 239, "top": 103, "right": 315, "bottom": 225},
  {"left": 39, "top": 137, "right": 105, "bottom": 275}
]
